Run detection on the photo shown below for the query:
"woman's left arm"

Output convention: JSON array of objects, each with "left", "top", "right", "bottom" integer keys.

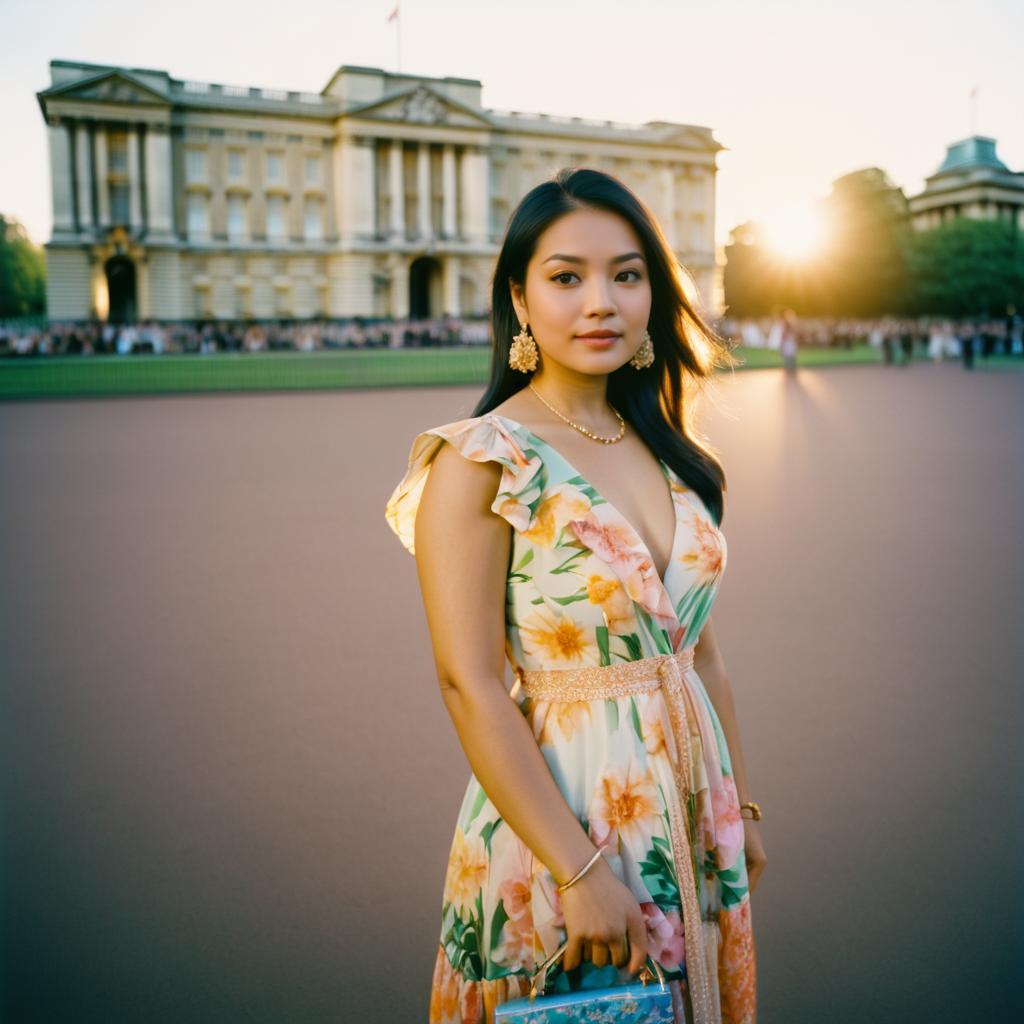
[{"left": 693, "top": 616, "right": 768, "bottom": 895}]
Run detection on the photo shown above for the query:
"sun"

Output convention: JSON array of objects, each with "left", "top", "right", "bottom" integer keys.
[{"left": 763, "top": 201, "right": 826, "bottom": 261}]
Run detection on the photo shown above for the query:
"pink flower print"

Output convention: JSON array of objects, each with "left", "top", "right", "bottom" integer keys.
[
  {"left": 711, "top": 773, "right": 746, "bottom": 870},
  {"left": 678, "top": 512, "right": 724, "bottom": 583},
  {"left": 641, "top": 902, "right": 686, "bottom": 970}
]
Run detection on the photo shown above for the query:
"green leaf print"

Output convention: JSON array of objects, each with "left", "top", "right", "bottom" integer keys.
[
  {"left": 596, "top": 626, "right": 610, "bottom": 665},
  {"left": 639, "top": 835, "right": 681, "bottom": 905},
  {"left": 445, "top": 913, "right": 484, "bottom": 982},
  {"left": 550, "top": 548, "right": 590, "bottom": 575},
  {"left": 513, "top": 548, "right": 534, "bottom": 572},
  {"left": 466, "top": 786, "right": 488, "bottom": 826},
  {"left": 629, "top": 697, "right": 644, "bottom": 743},
  {"left": 549, "top": 592, "right": 593, "bottom": 606},
  {"left": 619, "top": 633, "right": 643, "bottom": 661},
  {"left": 479, "top": 817, "right": 504, "bottom": 855},
  {"left": 489, "top": 897, "right": 510, "bottom": 954},
  {"left": 717, "top": 852, "right": 750, "bottom": 909}
]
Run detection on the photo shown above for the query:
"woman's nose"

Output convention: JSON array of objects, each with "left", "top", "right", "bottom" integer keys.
[{"left": 582, "top": 279, "right": 616, "bottom": 315}]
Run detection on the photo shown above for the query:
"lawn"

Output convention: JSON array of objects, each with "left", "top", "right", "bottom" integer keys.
[{"left": 0, "top": 342, "right": 1015, "bottom": 399}]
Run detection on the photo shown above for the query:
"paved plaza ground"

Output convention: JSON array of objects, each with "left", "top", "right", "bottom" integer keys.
[{"left": 2, "top": 361, "right": 1021, "bottom": 1022}]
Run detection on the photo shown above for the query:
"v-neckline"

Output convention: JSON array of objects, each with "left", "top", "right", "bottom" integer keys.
[{"left": 486, "top": 412, "right": 682, "bottom": 590}]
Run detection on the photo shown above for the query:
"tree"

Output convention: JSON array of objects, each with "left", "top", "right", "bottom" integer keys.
[
  {"left": 905, "top": 218, "right": 1024, "bottom": 317},
  {"left": 816, "top": 168, "right": 911, "bottom": 316},
  {"left": 0, "top": 215, "right": 46, "bottom": 317}
]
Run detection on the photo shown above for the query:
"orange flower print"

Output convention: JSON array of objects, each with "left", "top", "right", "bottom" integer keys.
[
  {"left": 429, "top": 945, "right": 462, "bottom": 1023},
  {"left": 533, "top": 699, "right": 593, "bottom": 745},
  {"left": 677, "top": 511, "right": 724, "bottom": 582},
  {"left": 640, "top": 695, "right": 674, "bottom": 760},
  {"left": 718, "top": 899, "right": 757, "bottom": 1024},
  {"left": 589, "top": 758, "right": 661, "bottom": 850},
  {"left": 459, "top": 976, "right": 482, "bottom": 1024},
  {"left": 443, "top": 827, "right": 488, "bottom": 916},
  {"left": 519, "top": 604, "right": 599, "bottom": 666},
  {"left": 523, "top": 484, "right": 592, "bottom": 548},
  {"left": 585, "top": 573, "right": 636, "bottom": 634}
]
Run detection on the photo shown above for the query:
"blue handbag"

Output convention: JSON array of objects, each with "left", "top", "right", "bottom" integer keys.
[{"left": 494, "top": 940, "right": 674, "bottom": 1023}]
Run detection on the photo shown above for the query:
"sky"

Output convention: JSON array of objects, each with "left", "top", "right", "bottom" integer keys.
[{"left": 1, "top": 0, "right": 1020, "bottom": 250}]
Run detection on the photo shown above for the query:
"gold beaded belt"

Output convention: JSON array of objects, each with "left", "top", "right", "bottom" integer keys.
[{"left": 512, "top": 646, "right": 718, "bottom": 1024}]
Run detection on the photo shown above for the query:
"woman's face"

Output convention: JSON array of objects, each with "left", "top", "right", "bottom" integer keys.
[{"left": 510, "top": 206, "right": 652, "bottom": 374}]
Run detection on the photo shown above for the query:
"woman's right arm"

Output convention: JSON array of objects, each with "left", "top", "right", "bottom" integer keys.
[{"left": 413, "top": 442, "right": 648, "bottom": 975}]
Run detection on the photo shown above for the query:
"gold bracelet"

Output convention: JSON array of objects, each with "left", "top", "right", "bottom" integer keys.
[
  {"left": 739, "top": 801, "right": 762, "bottom": 821},
  {"left": 555, "top": 844, "right": 607, "bottom": 893}
]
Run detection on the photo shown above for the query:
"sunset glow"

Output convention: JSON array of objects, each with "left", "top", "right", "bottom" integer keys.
[{"left": 763, "top": 202, "right": 828, "bottom": 261}]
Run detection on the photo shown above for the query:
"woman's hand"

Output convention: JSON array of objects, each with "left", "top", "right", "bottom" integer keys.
[
  {"left": 558, "top": 857, "right": 649, "bottom": 976},
  {"left": 743, "top": 819, "right": 767, "bottom": 894}
]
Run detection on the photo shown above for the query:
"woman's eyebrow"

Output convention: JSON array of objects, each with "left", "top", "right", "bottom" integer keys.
[{"left": 542, "top": 251, "right": 646, "bottom": 265}]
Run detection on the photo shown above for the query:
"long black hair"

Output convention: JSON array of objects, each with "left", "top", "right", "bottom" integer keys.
[{"left": 471, "top": 166, "right": 738, "bottom": 527}]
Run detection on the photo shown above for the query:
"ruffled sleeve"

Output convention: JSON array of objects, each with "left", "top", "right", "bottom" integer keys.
[{"left": 384, "top": 415, "right": 544, "bottom": 555}]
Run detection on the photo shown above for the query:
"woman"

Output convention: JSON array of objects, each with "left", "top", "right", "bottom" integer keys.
[{"left": 385, "top": 168, "right": 765, "bottom": 1024}]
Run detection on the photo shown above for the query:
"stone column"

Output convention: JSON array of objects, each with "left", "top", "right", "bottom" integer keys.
[
  {"left": 127, "top": 128, "right": 142, "bottom": 230},
  {"left": 145, "top": 127, "right": 174, "bottom": 238},
  {"left": 443, "top": 255, "right": 461, "bottom": 317},
  {"left": 48, "top": 120, "right": 75, "bottom": 233},
  {"left": 390, "top": 255, "right": 409, "bottom": 319},
  {"left": 95, "top": 128, "right": 110, "bottom": 227},
  {"left": 75, "top": 122, "right": 94, "bottom": 230},
  {"left": 417, "top": 143, "right": 431, "bottom": 239},
  {"left": 441, "top": 144, "right": 457, "bottom": 238},
  {"left": 334, "top": 136, "right": 374, "bottom": 240},
  {"left": 660, "top": 165, "right": 677, "bottom": 248},
  {"left": 459, "top": 146, "right": 489, "bottom": 245},
  {"left": 388, "top": 140, "right": 404, "bottom": 239}
]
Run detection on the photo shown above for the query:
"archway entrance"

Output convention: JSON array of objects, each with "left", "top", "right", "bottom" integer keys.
[
  {"left": 105, "top": 256, "right": 137, "bottom": 323},
  {"left": 408, "top": 256, "right": 442, "bottom": 319}
]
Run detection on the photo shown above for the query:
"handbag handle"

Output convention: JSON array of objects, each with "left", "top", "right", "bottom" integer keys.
[{"left": 528, "top": 940, "right": 667, "bottom": 1003}]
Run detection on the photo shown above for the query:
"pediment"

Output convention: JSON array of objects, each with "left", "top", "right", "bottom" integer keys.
[
  {"left": 40, "top": 70, "right": 169, "bottom": 107},
  {"left": 347, "top": 85, "right": 491, "bottom": 128}
]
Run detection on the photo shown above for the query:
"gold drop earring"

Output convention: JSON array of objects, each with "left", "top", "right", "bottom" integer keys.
[
  {"left": 629, "top": 328, "right": 655, "bottom": 369},
  {"left": 509, "top": 321, "right": 539, "bottom": 372}
]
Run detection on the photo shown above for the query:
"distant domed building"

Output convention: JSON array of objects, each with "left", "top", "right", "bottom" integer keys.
[{"left": 907, "top": 135, "right": 1024, "bottom": 231}]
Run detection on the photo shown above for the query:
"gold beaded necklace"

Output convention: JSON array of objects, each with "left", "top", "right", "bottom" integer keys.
[{"left": 528, "top": 383, "right": 626, "bottom": 444}]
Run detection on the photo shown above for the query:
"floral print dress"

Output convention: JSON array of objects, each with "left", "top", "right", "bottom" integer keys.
[{"left": 385, "top": 412, "right": 757, "bottom": 1024}]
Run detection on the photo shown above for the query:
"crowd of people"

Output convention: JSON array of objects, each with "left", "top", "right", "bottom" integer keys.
[
  {"left": 0, "top": 316, "right": 492, "bottom": 357},
  {"left": 1, "top": 312, "right": 1021, "bottom": 364},
  {"left": 720, "top": 314, "right": 1024, "bottom": 364}
]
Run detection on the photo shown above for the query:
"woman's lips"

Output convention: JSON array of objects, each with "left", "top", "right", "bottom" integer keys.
[{"left": 577, "top": 334, "right": 620, "bottom": 349}]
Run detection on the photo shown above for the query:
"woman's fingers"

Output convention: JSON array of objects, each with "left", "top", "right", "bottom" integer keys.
[
  {"left": 563, "top": 934, "right": 583, "bottom": 973},
  {"left": 626, "top": 909, "right": 649, "bottom": 975},
  {"left": 610, "top": 934, "right": 630, "bottom": 969},
  {"left": 590, "top": 941, "right": 608, "bottom": 968}
]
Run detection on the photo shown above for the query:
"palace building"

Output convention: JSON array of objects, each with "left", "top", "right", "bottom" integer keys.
[
  {"left": 37, "top": 60, "right": 724, "bottom": 323},
  {"left": 907, "top": 135, "right": 1024, "bottom": 232}
]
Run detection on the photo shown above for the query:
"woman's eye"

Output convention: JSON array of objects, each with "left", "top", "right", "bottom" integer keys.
[
  {"left": 552, "top": 272, "right": 578, "bottom": 285},
  {"left": 617, "top": 269, "right": 642, "bottom": 282}
]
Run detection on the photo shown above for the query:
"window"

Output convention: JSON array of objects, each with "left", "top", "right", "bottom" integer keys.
[
  {"left": 304, "top": 197, "right": 323, "bottom": 241},
  {"left": 266, "top": 151, "right": 284, "bottom": 184},
  {"left": 227, "top": 195, "right": 248, "bottom": 242},
  {"left": 108, "top": 133, "right": 128, "bottom": 173},
  {"left": 227, "top": 149, "right": 245, "bottom": 181},
  {"left": 109, "top": 184, "right": 130, "bottom": 225},
  {"left": 187, "top": 193, "right": 210, "bottom": 239},
  {"left": 186, "top": 148, "right": 208, "bottom": 184},
  {"left": 304, "top": 154, "right": 321, "bottom": 186},
  {"left": 266, "top": 195, "right": 286, "bottom": 240}
]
